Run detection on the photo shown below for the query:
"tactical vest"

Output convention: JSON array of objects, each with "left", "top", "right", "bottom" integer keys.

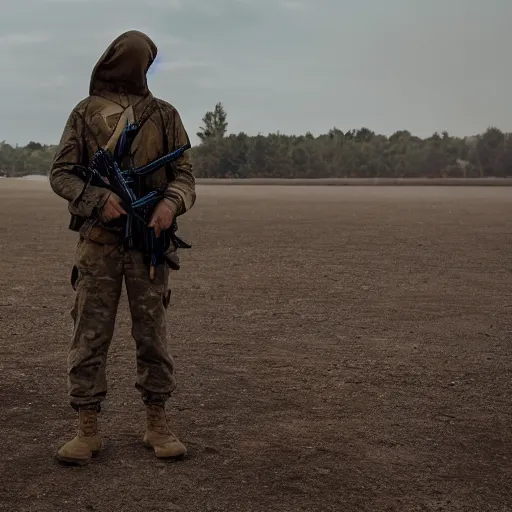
[{"left": 69, "top": 98, "right": 184, "bottom": 270}]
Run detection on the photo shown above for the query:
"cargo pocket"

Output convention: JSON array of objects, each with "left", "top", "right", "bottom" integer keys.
[
  {"left": 70, "top": 263, "right": 81, "bottom": 324},
  {"left": 70, "top": 237, "right": 85, "bottom": 291},
  {"left": 162, "top": 288, "right": 172, "bottom": 309},
  {"left": 71, "top": 265, "right": 80, "bottom": 290},
  {"left": 162, "top": 255, "right": 171, "bottom": 309}
]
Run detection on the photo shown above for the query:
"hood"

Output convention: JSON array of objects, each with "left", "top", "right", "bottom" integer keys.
[{"left": 89, "top": 30, "right": 157, "bottom": 97}]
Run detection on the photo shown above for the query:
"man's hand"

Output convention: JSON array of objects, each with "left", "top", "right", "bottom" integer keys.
[
  {"left": 100, "top": 193, "right": 127, "bottom": 223},
  {"left": 149, "top": 199, "right": 177, "bottom": 238}
]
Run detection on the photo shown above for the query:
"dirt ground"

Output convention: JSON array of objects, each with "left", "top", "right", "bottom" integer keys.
[{"left": 0, "top": 180, "right": 511, "bottom": 512}]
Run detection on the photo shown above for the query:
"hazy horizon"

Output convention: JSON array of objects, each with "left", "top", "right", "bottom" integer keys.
[{"left": 1, "top": 0, "right": 511, "bottom": 146}]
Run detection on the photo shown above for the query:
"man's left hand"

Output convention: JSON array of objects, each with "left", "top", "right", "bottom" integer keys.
[{"left": 148, "top": 199, "right": 177, "bottom": 238}]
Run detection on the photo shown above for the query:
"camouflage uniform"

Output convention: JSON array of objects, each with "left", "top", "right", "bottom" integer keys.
[
  {"left": 50, "top": 30, "right": 195, "bottom": 413},
  {"left": 68, "top": 239, "right": 174, "bottom": 409}
]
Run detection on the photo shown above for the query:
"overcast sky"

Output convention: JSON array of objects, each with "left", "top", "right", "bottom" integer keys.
[{"left": 0, "top": 0, "right": 510, "bottom": 146}]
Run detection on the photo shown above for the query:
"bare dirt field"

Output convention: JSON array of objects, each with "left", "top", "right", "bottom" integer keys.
[{"left": 0, "top": 180, "right": 511, "bottom": 512}]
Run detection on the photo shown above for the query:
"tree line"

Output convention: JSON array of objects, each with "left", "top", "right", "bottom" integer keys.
[{"left": 1, "top": 103, "right": 511, "bottom": 178}]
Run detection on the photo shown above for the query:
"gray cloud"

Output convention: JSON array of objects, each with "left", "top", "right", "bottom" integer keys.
[{"left": 0, "top": 0, "right": 511, "bottom": 146}]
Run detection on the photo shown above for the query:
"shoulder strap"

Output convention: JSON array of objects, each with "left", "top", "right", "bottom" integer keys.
[
  {"left": 114, "top": 99, "right": 160, "bottom": 166},
  {"left": 137, "top": 98, "right": 159, "bottom": 129},
  {"left": 80, "top": 97, "right": 159, "bottom": 161}
]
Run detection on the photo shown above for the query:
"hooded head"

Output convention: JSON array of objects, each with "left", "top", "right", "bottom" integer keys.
[{"left": 89, "top": 30, "right": 157, "bottom": 97}]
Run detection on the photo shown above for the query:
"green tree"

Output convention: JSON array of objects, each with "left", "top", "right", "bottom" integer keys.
[
  {"left": 196, "top": 102, "right": 228, "bottom": 143},
  {"left": 2, "top": 103, "right": 512, "bottom": 180}
]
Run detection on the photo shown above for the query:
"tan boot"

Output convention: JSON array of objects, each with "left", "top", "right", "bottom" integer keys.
[
  {"left": 143, "top": 404, "right": 187, "bottom": 459},
  {"left": 56, "top": 408, "right": 102, "bottom": 466}
]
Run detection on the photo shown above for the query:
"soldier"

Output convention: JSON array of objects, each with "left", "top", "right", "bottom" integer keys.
[{"left": 49, "top": 30, "right": 196, "bottom": 465}]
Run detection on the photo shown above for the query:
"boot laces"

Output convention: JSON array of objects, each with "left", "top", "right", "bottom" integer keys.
[
  {"left": 147, "top": 405, "right": 170, "bottom": 435},
  {"left": 79, "top": 409, "right": 97, "bottom": 437}
]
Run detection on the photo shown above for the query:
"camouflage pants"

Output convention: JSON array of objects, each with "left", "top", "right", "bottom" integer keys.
[{"left": 68, "top": 237, "right": 175, "bottom": 410}]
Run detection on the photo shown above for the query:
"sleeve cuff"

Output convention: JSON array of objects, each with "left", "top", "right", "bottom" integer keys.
[
  {"left": 163, "top": 193, "right": 183, "bottom": 215},
  {"left": 69, "top": 185, "right": 111, "bottom": 218}
]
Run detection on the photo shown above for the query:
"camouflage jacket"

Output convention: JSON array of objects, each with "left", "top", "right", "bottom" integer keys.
[{"left": 49, "top": 30, "right": 196, "bottom": 240}]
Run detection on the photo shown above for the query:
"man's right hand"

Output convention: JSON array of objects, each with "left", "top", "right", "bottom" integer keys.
[{"left": 100, "top": 193, "right": 127, "bottom": 223}]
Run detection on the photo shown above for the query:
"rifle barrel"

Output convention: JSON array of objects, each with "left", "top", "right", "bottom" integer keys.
[{"left": 129, "top": 144, "right": 190, "bottom": 177}]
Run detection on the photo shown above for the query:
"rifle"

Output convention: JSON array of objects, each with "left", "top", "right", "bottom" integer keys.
[{"left": 84, "top": 136, "right": 192, "bottom": 279}]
